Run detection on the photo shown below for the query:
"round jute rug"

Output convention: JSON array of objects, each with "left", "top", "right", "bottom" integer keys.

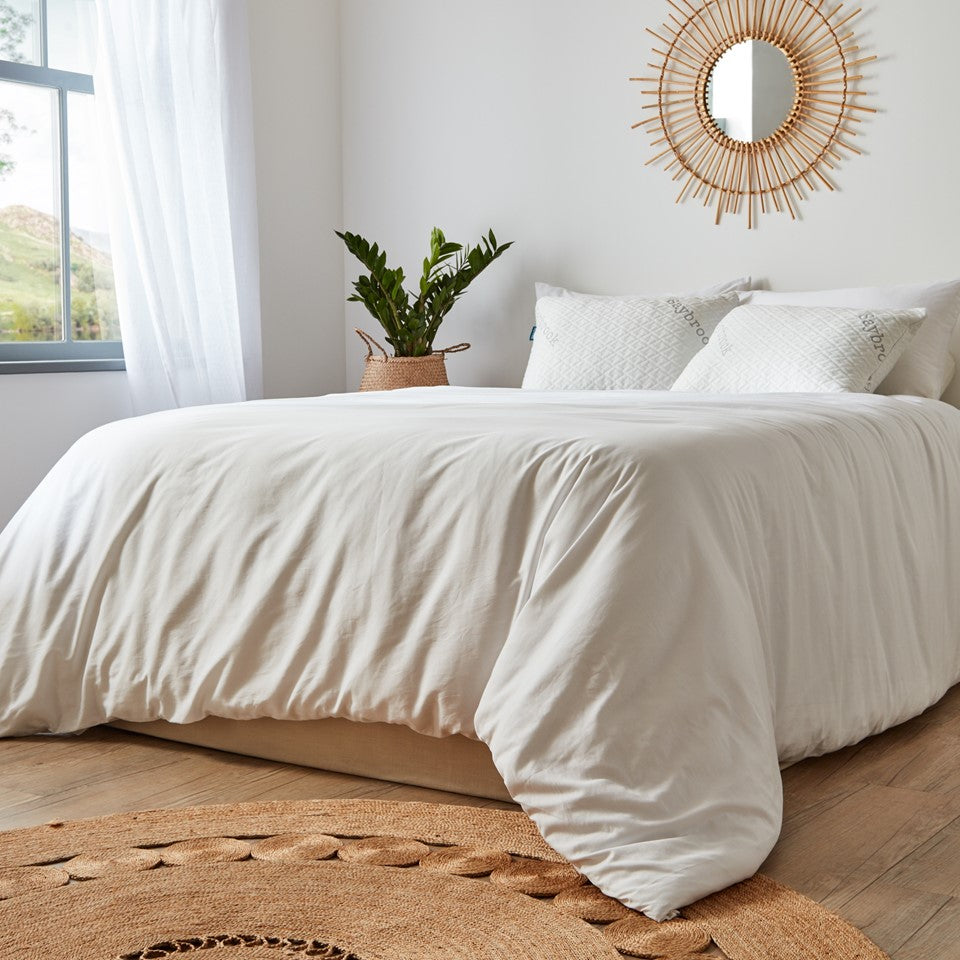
[{"left": 0, "top": 799, "right": 887, "bottom": 960}]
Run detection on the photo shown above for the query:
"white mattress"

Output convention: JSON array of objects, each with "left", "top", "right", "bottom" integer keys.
[{"left": 2, "top": 387, "right": 959, "bottom": 920}]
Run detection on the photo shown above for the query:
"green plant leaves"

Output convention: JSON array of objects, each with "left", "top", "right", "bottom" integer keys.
[{"left": 337, "top": 226, "right": 513, "bottom": 357}]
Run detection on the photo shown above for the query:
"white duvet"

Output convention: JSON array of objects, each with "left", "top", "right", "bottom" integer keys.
[{"left": 2, "top": 387, "right": 960, "bottom": 920}]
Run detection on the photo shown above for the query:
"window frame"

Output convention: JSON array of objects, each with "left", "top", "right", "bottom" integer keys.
[{"left": 0, "top": 0, "right": 123, "bottom": 374}]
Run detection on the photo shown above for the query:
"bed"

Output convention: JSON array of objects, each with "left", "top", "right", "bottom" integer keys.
[
  {"left": 110, "top": 715, "right": 512, "bottom": 801},
  {"left": 2, "top": 386, "right": 960, "bottom": 920}
]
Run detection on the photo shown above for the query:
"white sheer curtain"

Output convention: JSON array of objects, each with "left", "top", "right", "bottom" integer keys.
[{"left": 94, "top": 0, "right": 262, "bottom": 413}]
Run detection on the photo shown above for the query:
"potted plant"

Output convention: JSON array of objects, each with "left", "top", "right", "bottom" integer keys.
[{"left": 337, "top": 226, "right": 513, "bottom": 391}]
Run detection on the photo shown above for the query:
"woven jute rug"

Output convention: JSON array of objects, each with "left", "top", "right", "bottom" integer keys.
[{"left": 0, "top": 799, "right": 887, "bottom": 960}]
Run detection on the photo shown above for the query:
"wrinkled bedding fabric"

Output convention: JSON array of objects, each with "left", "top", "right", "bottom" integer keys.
[{"left": 2, "top": 387, "right": 959, "bottom": 920}]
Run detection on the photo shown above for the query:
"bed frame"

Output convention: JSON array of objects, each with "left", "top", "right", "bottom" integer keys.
[{"left": 110, "top": 718, "right": 513, "bottom": 802}]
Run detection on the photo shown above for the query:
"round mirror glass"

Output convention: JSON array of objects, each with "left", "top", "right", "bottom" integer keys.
[{"left": 706, "top": 40, "right": 797, "bottom": 143}]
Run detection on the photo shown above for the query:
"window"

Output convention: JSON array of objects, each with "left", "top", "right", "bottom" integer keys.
[{"left": 0, "top": 0, "right": 122, "bottom": 372}]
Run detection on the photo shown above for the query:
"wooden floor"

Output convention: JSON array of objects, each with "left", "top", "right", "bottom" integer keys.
[{"left": 4, "top": 691, "right": 960, "bottom": 958}]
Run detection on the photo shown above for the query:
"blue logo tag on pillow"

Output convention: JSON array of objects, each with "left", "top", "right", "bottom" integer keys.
[{"left": 529, "top": 326, "right": 537, "bottom": 341}]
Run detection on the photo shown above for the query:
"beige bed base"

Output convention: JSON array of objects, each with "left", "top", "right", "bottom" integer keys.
[{"left": 110, "top": 717, "right": 513, "bottom": 803}]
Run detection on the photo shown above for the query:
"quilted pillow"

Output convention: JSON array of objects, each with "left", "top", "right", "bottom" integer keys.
[
  {"left": 530, "top": 278, "right": 750, "bottom": 341},
  {"left": 536, "top": 276, "right": 752, "bottom": 301},
  {"left": 522, "top": 293, "right": 740, "bottom": 391},
  {"left": 745, "top": 279, "right": 960, "bottom": 399},
  {"left": 672, "top": 304, "right": 926, "bottom": 395}
]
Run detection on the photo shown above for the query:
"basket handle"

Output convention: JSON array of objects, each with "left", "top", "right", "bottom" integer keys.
[
  {"left": 435, "top": 343, "right": 471, "bottom": 354},
  {"left": 355, "top": 329, "right": 389, "bottom": 360}
]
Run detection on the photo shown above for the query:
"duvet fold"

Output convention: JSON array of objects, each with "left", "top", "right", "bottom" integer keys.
[{"left": 2, "top": 387, "right": 959, "bottom": 919}]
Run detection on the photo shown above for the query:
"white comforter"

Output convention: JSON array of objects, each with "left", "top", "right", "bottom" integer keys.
[{"left": 2, "top": 388, "right": 960, "bottom": 919}]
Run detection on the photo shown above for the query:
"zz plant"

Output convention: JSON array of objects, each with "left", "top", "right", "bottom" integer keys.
[{"left": 337, "top": 227, "right": 513, "bottom": 357}]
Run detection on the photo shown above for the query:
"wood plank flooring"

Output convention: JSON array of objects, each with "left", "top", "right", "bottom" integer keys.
[{"left": 4, "top": 688, "right": 960, "bottom": 958}]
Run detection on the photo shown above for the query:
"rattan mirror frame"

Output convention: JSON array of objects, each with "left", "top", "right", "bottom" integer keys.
[{"left": 633, "top": 0, "right": 876, "bottom": 227}]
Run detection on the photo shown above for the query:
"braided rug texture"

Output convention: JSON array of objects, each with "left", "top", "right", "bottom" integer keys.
[{"left": 0, "top": 799, "right": 888, "bottom": 960}]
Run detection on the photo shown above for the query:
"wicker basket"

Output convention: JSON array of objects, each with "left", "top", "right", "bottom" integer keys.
[{"left": 356, "top": 329, "right": 470, "bottom": 392}]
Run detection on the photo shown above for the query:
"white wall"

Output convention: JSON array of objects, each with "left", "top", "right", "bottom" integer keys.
[
  {"left": 0, "top": 0, "right": 345, "bottom": 529},
  {"left": 249, "top": 0, "right": 345, "bottom": 399},
  {"left": 0, "top": 373, "right": 133, "bottom": 525},
  {"left": 5, "top": 2, "right": 957, "bottom": 523},
  {"left": 340, "top": 0, "right": 960, "bottom": 389}
]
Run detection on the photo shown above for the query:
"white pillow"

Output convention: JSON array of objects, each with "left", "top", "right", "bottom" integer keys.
[
  {"left": 673, "top": 304, "right": 926, "bottom": 395},
  {"left": 536, "top": 276, "right": 752, "bottom": 302},
  {"left": 522, "top": 293, "right": 740, "bottom": 391},
  {"left": 745, "top": 280, "right": 960, "bottom": 398}
]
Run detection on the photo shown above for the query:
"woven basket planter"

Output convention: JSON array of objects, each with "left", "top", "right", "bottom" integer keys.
[{"left": 356, "top": 329, "right": 470, "bottom": 392}]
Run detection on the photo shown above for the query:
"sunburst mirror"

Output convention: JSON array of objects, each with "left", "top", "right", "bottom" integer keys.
[{"left": 633, "top": 0, "right": 876, "bottom": 227}]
